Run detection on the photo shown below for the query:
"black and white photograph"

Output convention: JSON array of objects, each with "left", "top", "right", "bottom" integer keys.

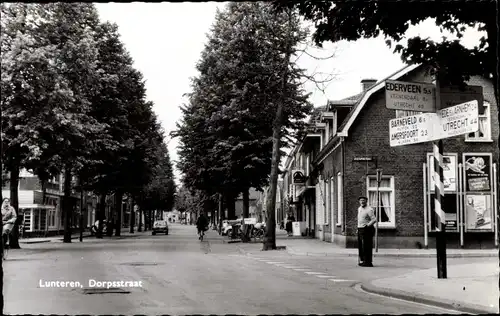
[{"left": 1, "top": 1, "right": 498, "bottom": 315}]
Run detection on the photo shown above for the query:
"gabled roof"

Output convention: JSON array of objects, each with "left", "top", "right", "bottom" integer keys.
[
  {"left": 313, "top": 63, "right": 422, "bottom": 166},
  {"left": 328, "top": 92, "right": 363, "bottom": 107},
  {"left": 337, "top": 64, "right": 421, "bottom": 137}
]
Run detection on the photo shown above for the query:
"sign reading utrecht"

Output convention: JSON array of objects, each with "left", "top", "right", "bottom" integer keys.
[
  {"left": 389, "top": 100, "right": 479, "bottom": 147},
  {"left": 385, "top": 80, "right": 436, "bottom": 112}
]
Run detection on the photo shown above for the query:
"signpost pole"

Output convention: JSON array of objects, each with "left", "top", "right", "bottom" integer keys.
[{"left": 434, "top": 76, "right": 447, "bottom": 279}]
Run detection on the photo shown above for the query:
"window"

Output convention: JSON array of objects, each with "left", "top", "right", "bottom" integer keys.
[
  {"left": 330, "top": 177, "right": 335, "bottom": 226},
  {"left": 336, "top": 173, "right": 343, "bottom": 226},
  {"left": 366, "top": 176, "right": 396, "bottom": 228},
  {"left": 466, "top": 101, "right": 492, "bottom": 141},
  {"left": 324, "top": 179, "right": 329, "bottom": 225},
  {"left": 306, "top": 155, "right": 310, "bottom": 176}
]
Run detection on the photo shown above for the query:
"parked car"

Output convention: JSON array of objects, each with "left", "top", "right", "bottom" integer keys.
[
  {"left": 222, "top": 220, "right": 241, "bottom": 236},
  {"left": 152, "top": 220, "right": 169, "bottom": 235}
]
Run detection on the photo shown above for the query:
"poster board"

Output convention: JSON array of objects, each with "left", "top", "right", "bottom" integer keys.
[{"left": 463, "top": 153, "right": 494, "bottom": 232}]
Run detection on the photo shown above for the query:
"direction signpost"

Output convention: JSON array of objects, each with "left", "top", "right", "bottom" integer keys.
[
  {"left": 387, "top": 78, "right": 482, "bottom": 279},
  {"left": 389, "top": 100, "right": 479, "bottom": 147},
  {"left": 385, "top": 80, "right": 436, "bottom": 112}
]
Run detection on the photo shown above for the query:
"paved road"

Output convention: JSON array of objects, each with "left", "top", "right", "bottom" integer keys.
[{"left": 4, "top": 224, "right": 464, "bottom": 315}]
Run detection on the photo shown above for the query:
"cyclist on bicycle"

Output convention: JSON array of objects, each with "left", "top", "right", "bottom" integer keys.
[
  {"left": 196, "top": 213, "right": 209, "bottom": 240},
  {"left": 2, "top": 198, "right": 17, "bottom": 247}
]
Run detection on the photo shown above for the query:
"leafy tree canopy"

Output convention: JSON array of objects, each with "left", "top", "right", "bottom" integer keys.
[{"left": 274, "top": 0, "right": 498, "bottom": 104}]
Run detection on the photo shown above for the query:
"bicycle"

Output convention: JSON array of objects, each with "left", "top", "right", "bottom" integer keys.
[{"left": 252, "top": 227, "right": 265, "bottom": 241}]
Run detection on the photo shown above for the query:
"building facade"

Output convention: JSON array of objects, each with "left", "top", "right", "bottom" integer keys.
[{"left": 285, "top": 64, "right": 499, "bottom": 249}]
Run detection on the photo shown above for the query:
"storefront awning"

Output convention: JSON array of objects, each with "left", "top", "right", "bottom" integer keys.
[{"left": 19, "top": 204, "right": 56, "bottom": 210}]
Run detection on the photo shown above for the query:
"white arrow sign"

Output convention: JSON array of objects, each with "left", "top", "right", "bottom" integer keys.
[{"left": 390, "top": 100, "right": 478, "bottom": 147}]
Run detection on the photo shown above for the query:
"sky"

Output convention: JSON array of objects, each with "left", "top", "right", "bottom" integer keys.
[{"left": 95, "top": 2, "right": 484, "bottom": 185}]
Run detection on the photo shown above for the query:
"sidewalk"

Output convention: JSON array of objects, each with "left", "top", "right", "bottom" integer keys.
[
  {"left": 362, "top": 262, "right": 499, "bottom": 314},
  {"left": 19, "top": 229, "right": 147, "bottom": 244},
  {"left": 233, "top": 230, "right": 498, "bottom": 258},
  {"left": 278, "top": 235, "right": 498, "bottom": 258}
]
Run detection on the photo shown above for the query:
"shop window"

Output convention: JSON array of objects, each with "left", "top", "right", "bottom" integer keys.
[
  {"left": 366, "top": 176, "right": 396, "bottom": 228},
  {"left": 465, "top": 101, "right": 492, "bottom": 142}
]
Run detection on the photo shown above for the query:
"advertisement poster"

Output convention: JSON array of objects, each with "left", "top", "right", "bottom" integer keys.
[
  {"left": 428, "top": 154, "right": 457, "bottom": 192},
  {"left": 429, "top": 194, "right": 458, "bottom": 231},
  {"left": 465, "top": 194, "right": 493, "bottom": 231},
  {"left": 464, "top": 154, "right": 491, "bottom": 192}
]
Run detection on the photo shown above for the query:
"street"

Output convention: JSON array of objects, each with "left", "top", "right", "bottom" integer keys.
[{"left": 4, "top": 224, "right": 469, "bottom": 314}]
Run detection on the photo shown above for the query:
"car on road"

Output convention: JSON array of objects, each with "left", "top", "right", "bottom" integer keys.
[{"left": 152, "top": 220, "right": 169, "bottom": 235}]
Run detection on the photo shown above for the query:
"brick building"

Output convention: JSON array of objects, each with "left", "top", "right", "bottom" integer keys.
[{"left": 285, "top": 63, "right": 498, "bottom": 249}]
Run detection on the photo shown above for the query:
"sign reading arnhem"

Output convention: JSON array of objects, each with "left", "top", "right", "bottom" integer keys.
[
  {"left": 385, "top": 80, "right": 435, "bottom": 112},
  {"left": 389, "top": 100, "right": 479, "bottom": 147}
]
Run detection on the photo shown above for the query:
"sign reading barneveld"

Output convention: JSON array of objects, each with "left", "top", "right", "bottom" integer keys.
[
  {"left": 385, "top": 80, "right": 435, "bottom": 112},
  {"left": 389, "top": 100, "right": 479, "bottom": 147}
]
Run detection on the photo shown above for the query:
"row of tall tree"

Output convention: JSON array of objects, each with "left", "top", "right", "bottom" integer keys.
[
  {"left": 173, "top": 3, "right": 313, "bottom": 249},
  {"left": 175, "top": 1, "right": 498, "bottom": 250},
  {"left": 1, "top": 3, "right": 175, "bottom": 247}
]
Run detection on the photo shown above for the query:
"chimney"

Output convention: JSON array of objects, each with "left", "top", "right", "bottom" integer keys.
[{"left": 361, "top": 79, "right": 377, "bottom": 91}]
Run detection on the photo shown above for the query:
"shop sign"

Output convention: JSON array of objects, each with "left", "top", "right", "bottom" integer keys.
[
  {"left": 428, "top": 154, "right": 457, "bottom": 192},
  {"left": 292, "top": 170, "right": 306, "bottom": 184},
  {"left": 463, "top": 153, "right": 492, "bottom": 191},
  {"left": 465, "top": 194, "right": 493, "bottom": 231},
  {"left": 243, "top": 218, "right": 257, "bottom": 225}
]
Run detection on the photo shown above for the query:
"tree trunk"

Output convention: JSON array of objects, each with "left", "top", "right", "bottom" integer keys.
[
  {"left": 115, "top": 191, "right": 122, "bottom": 236},
  {"left": 218, "top": 193, "right": 224, "bottom": 234},
  {"left": 97, "top": 194, "right": 106, "bottom": 238},
  {"left": 129, "top": 196, "right": 134, "bottom": 233},
  {"left": 225, "top": 192, "right": 236, "bottom": 220},
  {"left": 9, "top": 164, "right": 21, "bottom": 249},
  {"left": 138, "top": 208, "right": 143, "bottom": 232},
  {"left": 63, "top": 167, "right": 72, "bottom": 243},
  {"left": 0, "top": 140, "right": 3, "bottom": 296},
  {"left": 263, "top": 10, "right": 293, "bottom": 251},
  {"left": 149, "top": 210, "right": 153, "bottom": 229},
  {"left": 243, "top": 189, "right": 250, "bottom": 218}
]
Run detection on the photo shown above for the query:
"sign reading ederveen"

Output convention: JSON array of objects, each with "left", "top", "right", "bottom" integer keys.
[{"left": 385, "top": 80, "right": 435, "bottom": 112}]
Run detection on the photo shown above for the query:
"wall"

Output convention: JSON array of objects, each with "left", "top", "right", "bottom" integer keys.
[{"left": 343, "top": 68, "right": 499, "bottom": 248}]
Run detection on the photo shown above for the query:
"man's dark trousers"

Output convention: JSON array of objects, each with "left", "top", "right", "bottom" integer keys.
[{"left": 357, "top": 226, "right": 374, "bottom": 264}]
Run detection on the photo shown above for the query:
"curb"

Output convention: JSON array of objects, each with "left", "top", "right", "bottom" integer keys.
[
  {"left": 286, "top": 249, "right": 497, "bottom": 258},
  {"left": 360, "top": 282, "right": 495, "bottom": 314},
  {"left": 19, "top": 240, "right": 52, "bottom": 244}
]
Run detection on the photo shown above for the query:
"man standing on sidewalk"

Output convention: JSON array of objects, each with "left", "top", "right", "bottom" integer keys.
[{"left": 357, "top": 196, "right": 376, "bottom": 267}]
